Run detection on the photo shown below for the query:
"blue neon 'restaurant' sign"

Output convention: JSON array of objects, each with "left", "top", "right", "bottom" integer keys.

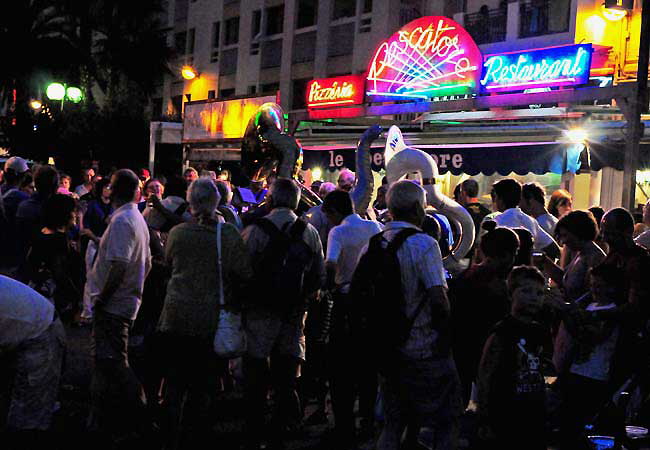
[{"left": 480, "top": 44, "right": 593, "bottom": 92}]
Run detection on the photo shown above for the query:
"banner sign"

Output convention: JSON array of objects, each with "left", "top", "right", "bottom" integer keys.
[
  {"left": 183, "top": 95, "right": 276, "bottom": 142},
  {"left": 480, "top": 44, "right": 593, "bottom": 92},
  {"left": 302, "top": 142, "right": 577, "bottom": 175},
  {"left": 306, "top": 75, "right": 366, "bottom": 108},
  {"left": 366, "top": 16, "right": 483, "bottom": 100}
]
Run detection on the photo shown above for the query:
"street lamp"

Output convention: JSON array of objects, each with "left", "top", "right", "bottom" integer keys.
[
  {"left": 181, "top": 65, "right": 199, "bottom": 80},
  {"left": 603, "top": 0, "right": 633, "bottom": 21},
  {"left": 45, "top": 82, "right": 83, "bottom": 110}
]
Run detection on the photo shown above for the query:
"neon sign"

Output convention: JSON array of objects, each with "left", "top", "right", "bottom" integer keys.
[
  {"left": 306, "top": 75, "right": 365, "bottom": 108},
  {"left": 366, "top": 16, "right": 483, "bottom": 100},
  {"left": 481, "top": 44, "right": 593, "bottom": 92}
]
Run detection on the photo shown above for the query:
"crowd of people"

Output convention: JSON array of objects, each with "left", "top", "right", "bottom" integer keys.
[{"left": 1, "top": 155, "right": 650, "bottom": 450}]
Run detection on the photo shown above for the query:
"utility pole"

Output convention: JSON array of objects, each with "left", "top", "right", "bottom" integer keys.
[{"left": 622, "top": 0, "right": 650, "bottom": 210}]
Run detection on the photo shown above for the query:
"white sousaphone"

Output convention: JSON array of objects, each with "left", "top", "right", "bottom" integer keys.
[{"left": 384, "top": 125, "right": 475, "bottom": 273}]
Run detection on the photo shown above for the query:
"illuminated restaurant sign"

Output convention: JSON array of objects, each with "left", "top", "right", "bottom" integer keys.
[
  {"left": 366, "top": 16, "right": 483, "bottom": 100},
  {"left": 306, "top": 75, "right": 365, "bottom": 108},
  {"left": 480, "top": 44, "right": 593, "bottom": 92}
]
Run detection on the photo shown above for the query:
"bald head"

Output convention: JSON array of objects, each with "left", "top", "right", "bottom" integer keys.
[
  {"left": 387, "top": 180, "right": 426, "bottom": 225},
  {"left": 601, "top": 207, "right": 635, "bottom": 250}
]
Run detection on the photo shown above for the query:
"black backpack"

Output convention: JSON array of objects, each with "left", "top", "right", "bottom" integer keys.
[
  {"left": 350, "top": 228, "right": 428, "bottom": 376},
  {"left": 252, "top": 218, "right": 316, "bottom": 311}
]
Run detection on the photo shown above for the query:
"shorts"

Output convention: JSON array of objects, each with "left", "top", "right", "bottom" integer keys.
[{"left": 245, "top": 309, "right": 307, "bottom": 360}]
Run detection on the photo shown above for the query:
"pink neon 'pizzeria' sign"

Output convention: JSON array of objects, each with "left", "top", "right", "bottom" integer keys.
[{"left": 366, "top": 16, "right": 483, "bottom": 100}]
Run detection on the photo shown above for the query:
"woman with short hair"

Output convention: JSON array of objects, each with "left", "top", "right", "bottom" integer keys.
[{"left": 156, "top": 178, "right": 252, "bottom": 449}]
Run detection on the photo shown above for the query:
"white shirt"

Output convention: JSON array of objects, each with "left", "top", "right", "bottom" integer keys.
[
  {"left": 635, "top": 230, "right": 650, "bottom": 249},
  {"left": 304, "top": 204, "right": 332, "bottom": 249},
  {"left": 326, "top": 214, "right": 383, "bottom": 292},
  {"left": 74, "top": 184, "right": 91, "bottom": 197},
  {"left": 493, "top": 207, "right": 555, "bottom": 250},
  {"left": 87, "top": 202, "right": 152, "bottom": 320},
  {"left": 0, "top": 275, "right": 54, "bottom": 351},
  {"left": 536, "top": 212, "right": 558, "bottom": 237},
  {"left": 358, "top": 221, "right": 448, "bottom": 360}
]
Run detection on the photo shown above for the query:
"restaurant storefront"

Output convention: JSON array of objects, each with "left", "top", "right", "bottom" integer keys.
[{"left": 292, "top": 15, "right": 648, "bottom": 212}]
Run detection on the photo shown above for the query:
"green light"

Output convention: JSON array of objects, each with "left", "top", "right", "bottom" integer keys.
[
  {"left": 66, "top": 86, "right": 83, "bottom": 103},
  {"left": 46, "top": 83, "right": 65, "bottom": 100}
]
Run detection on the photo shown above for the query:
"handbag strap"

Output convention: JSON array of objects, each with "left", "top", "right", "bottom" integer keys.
[{"left": 216, "top": 222, "right": 225, "bottom": 306}]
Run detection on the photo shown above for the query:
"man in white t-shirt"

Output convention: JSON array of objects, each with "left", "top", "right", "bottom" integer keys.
[
  {"left": 0, "top": 276, "right": 65, "bottom": 435},
  {"left": 321, "top": 189, "right": 383, "bottom": 444},
  {"left": 520, "top": 182, "right": 558, "bottom": 236},
  {"left": 490, "top": 178, "right": 560, "bottom": 259},
  {"left": 87, "top": 168, "right": 152, "bottom": 436}
]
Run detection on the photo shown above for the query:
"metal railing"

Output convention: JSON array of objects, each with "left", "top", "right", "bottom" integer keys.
[
  {"left": 464, "top": 7, "right": 507, "bottom": 44},
  {"left": 519, "top": 0, "right": 570, "bottom": 38}
]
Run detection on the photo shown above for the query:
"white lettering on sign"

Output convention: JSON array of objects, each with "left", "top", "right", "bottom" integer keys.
[
  {"left": 452, "top": 154, "right": 463, "bottom": 168},
  {"left": 428, "top": 153, "right": 463, "bottom": 170},
  {"left": 373, "top": 152, "right": 384, "bottom": 166}
]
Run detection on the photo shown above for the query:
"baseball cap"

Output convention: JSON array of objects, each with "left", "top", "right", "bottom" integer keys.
[
  {"left": 4, "top": 156, "right": 29, "bottom": 173},
  {"left": 139, "top": 168, "right": 151, "bottom": 179}
]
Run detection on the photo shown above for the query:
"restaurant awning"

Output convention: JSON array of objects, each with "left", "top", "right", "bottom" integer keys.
[{"left": 301, "top": 141, "right": 603, "bottom": 176}]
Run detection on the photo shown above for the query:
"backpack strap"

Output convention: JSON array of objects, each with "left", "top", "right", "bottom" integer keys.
[
  {"left": 288, "top": 218, "right": 307, "bottom": 240},
  {"left": 386, "top": 227, "right": 421, "bottom": 254},
  {"left": 254, "top": 217, "right": 287, "bottom": 242}
]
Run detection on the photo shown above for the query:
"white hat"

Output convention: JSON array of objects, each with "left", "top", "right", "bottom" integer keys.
[{"left": 4, "top": 156, "right": 29, "bottom": 173}]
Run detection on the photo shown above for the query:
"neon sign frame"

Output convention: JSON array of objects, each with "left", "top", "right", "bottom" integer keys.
[
  {"left": 366, "top": 16, "right": 483, "bottom": 101},
  {"left": 306, "top": 75, "right": 365, "bottom": 108},
  {"left": 480, "top": 44, "right": 593, "bottom": 92}
]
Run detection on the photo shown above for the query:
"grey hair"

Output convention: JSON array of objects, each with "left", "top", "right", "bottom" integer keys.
[
  {"left": 269, "top": 178, "right": 300, "bottom": 210},
  {"left": 387, "top": 180, "right": 426, "bottom": 219},
  {"left": 318, "top": 182, "right": 336, "bottom": 198},
  {"left": 187, "top": 178, "right": 221, "bottom": 218}
]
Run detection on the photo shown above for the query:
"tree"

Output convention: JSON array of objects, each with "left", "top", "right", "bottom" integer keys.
[{"left": 0, "top": 0, "right": 80, "bottom": 160}]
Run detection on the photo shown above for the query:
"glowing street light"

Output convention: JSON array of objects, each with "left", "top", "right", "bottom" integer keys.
[
  {"left": 66, "top": 86, "right": 83, "bottom": 103},
  {"left": 181, "top": 65, "right": 199, "bottom": 80},
  {"left": 565, "top": 128, "right": 588, "bottom": 144},
  {"left": 30, "top": 99, "right": 42, "bottom": 110},
  {"left": 46, "top": 83, "right": 66, "bottom": 101},
  {"left": 602, "top": 0, "right": 631, "bottom": 21}
]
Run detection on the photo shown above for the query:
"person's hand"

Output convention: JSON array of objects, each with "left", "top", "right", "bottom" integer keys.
[
  {"left": 149, "top": 194, "right": 162, "bottom": 209},
  {"left": 532, "top": 251, "right": 549, "bottom": 269},
  {"left": 545, "top": 287, "right": 572, "bottom": 312}
]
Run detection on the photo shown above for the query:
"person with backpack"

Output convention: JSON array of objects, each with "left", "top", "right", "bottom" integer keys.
[
  {"left": 351, "top": 180, "right": 462, "bottom": 450},
  {"left": 240, "top": 178, "right": 325, "bottom": 450},
  {"left": 321, "top": 190, "right": 383, "bottom": 447}
]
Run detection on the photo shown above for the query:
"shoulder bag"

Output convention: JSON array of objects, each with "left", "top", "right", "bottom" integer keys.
[{"left": 213, "top": 222, "right": 247, "bottom": 358}]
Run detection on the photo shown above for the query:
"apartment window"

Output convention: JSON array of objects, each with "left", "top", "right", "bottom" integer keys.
[
  {"left": 174, "top": 31, "right": 187, "bottom": 55},
  {"left": 292, "top": 31, "right": 316, "bottom": 63},
  {"left": 359, "top": 17, "right": 372, "bottom": 33},
  {"left": 296, "top": 0, "right": 317, "bottom": 29},
  {"left": 332, "top": 0, "right": 356, "bottom": 20},
  {"left": 363, "top": 0, "right": 373, "bottom": 13},
  {"left": 261, "top": 82, "right": 280, "bottom": 94},
  {"left": 220, "top": 48, "right": 238, "bottom": 75},
  {"left": 261, "top": 39, "right": 283, "bottom": 69},
  {"left": 266, "top": 5, "right": 284, "bottom": 35},
  {"left": 224, "top": 17, "right": 239, "bottom": 45},
  {"left": 208, "top": 90, "right": 216, "bottom": 99},
  {"left": 220, "top": 88, "right": 235, "bottom": 98},
  {"left": 188, "top": 28, "right": 195, "bottom": 54},
  {"left": 291, "top": 78, "right": 310, "bottom": 110},
  {"left": 328, "top": 23, "right": 355, "bottom": 57},
  {"left": 212, "top": 22, "right": 220, "bottom": 48},
  {"left": 251, "top": 10, "right": 262, "bottom": 39}
]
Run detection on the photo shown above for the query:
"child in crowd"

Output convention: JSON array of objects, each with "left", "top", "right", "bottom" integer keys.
[
  {"left": 555, "top": 264, "right": 624, "bottom": 449},
  {"left": 477, "top": 265, "right": 550, "bottom": 449}
]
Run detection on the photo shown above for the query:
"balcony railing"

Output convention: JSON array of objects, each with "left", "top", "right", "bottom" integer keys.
[
  {"left": 464, "top": 7, "right": 507, "bottom": 44},
  {"left": 519, "top": 0, "right": 570, "bottom": 38}
]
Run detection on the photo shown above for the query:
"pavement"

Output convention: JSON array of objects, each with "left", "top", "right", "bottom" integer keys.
[{"left": 14, "top": 322, "right": 650, "bottom": 450}]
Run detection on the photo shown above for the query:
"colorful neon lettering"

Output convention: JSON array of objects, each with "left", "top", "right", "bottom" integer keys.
[
  {"left": 480, "top": 44, "right": 592, "bottom": 91},
  {"left": 366, "top": 16, "right": 482, "bottom": 100},
  {"left": 306, "top": 75, "right": 365, "bottom": 108},
  {"left": 308, "top": 81, "right": 355, "bottom": 106}
]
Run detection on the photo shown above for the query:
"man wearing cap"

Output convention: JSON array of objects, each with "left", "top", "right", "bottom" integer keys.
[{"left": 1, "top": 156, "right": 29, "bottom": 195}]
